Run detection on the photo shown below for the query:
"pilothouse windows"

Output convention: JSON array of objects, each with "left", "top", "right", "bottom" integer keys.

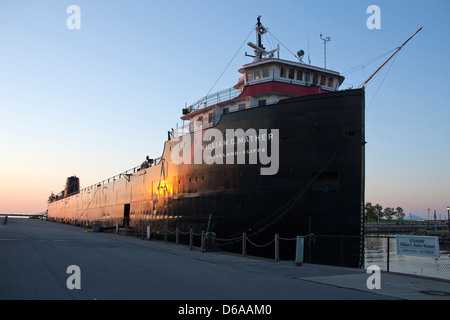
[
  {"left": 305, "top": 72, "right": 311, "bottom": 84},
  {"left": 262, "top": 66, "right": 269, "bottom": 78},
  {"left": 254, "top": 68, "right": 261, "bottom": 80},
  {"left": 246, "top": 70, "right": 253, "bottom": 82},
  {"left": 328, "top": 77, "right": 334, "bottom": 88},
  {"left": 288, "top": 68, "right": 295, "bottom": 79}
]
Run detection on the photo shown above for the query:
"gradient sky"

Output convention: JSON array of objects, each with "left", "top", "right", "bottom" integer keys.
[{"left": 0, "top": 0, "right": 449, "bottom": 219}]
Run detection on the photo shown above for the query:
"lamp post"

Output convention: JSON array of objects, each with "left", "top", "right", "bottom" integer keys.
[{"left": 447, "top": 206, "right": 450, "bottom": 232}]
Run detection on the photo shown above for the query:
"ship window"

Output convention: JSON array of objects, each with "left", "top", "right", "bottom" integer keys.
[
  {"left": 262, "top": 66, "right": 269, "bottom": 78},
  {"left": 297, "top": 70, "right": 303, "bottom": 81},
  {"left": 238, "top": 103, "right": 246, "bottom": 110},
  {"left": 197, "top": 116, "right": 203, "bottom": 125},
  {"left": 223, "top": 108, "right": 229, "bottom": 114},
  {"left": 288, "top": 68, "right": 295, "bottom": 79},
  {"left": 280, "top": 66, "right": 286, "bottom": 77},
  {"left": 328, "top": 77, "right": 334, "bottom": 87},
  {"left": 246, "top": 70, "right": 253, "bottom": 82},
  {"left": 320, "top": 75, "right": 326, "bottom": 86},
  {"left": 208, "top": 112, "right": 213, "bottom": 123},
  {"left": 313, "top": 73, "right": 318, "bottom": 85},
  {"left": 305, "top": 72, "right": 311, "bottom": 83},
  {"left": 254, "top": 68, "right": 260, "bottom": 80}
]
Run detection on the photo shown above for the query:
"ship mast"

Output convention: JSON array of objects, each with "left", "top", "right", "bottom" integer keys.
[
  {"left": 359, "top": 27, "right": 422, "bottom": 88},
  {"left": 247, "top": 16, "right": 278, "bottom": 62},
  {"left": 256, "top": 15, "right": 265, "bottom": 60}
]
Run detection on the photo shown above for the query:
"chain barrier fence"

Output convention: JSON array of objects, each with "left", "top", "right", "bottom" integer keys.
[{"left": 105, "top": 223, "right": 450, "bottom": 281}]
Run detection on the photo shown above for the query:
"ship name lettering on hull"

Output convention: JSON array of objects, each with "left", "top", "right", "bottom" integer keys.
[{"left": 171, "top": 125, "right": 279, "bottom": 175}]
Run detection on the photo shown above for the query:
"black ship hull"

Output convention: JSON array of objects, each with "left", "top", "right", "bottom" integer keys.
[{"left": 48, "top": 88, "right": 365, "bottom": 268}]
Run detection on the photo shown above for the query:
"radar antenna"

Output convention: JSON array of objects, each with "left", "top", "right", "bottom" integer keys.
[{"left": 246, "top": 15, "right": 279, "bottom": 62}]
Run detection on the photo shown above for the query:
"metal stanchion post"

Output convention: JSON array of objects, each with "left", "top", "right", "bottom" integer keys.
[
  {"left": 295, "top": 236, "right": 304, "bottom": 266},
  {"left": 201, "top": 231, "right": 205, "bottom": 253}
]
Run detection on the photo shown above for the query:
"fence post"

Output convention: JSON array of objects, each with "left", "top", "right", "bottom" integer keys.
[
  {"left": 116, "top": 222, "right": 119, "bottom": 233},
  {"left": 176, "top": 227, "right": 179, "bottom": 244},
  {"left": 387, "top": 235, "right": 390, "bottom": 272},
  {"left": 201, "top": 231, "right": 205, "bottom": 253},
  {"left": 274, "top": 234, "right": 279, "bottom": 262},
  {"left": 164, "top": 225, "right": 167, "bottom": 243},
  {"left": 295, "top": 236, "right": 304, "bottom": 266},
  {"left": 147, "top": 225, "right": 150, "bottom": 240},
  {"left": 189, "top": 228, "right": 193, "bottom": 250},
  {"left": 242, "top": 232, "right": 246, "bottom": 257}
]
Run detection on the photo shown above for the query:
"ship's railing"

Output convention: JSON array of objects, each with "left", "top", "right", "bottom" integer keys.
[
  {"left": 51, "top": 158, "right": 163, "bottom": 202},
  {"left": 187, "top": 87, "right": 239, "bottom": 112},
  {"left": 172, "top": 121, "right": 214, "bottom": 139},
  {"left": 80, "top": 157, "right": 163, "bottom": 191}
]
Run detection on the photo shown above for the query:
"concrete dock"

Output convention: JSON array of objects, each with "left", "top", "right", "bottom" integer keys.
[{"left": 1, "top": 218, "right": 449, "bottom": 301}]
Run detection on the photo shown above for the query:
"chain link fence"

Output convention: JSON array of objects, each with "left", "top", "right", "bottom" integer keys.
[{"left": 365, "top": 235, "right": 450, "bottom": 281}]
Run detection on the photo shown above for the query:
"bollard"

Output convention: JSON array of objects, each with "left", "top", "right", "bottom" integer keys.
[
  {"left": 295, "top": 236, "right": 304, "bottom": 266},
  {"left": 189, "top": 228, "right": 193, "bottom": 250},
  {"left": 274, "top": 234, "right": 279, "bottom": 262},
  {"left": 242, "top": 232, "right": 246, "bottom": 257},
  {"left": 147, "top": 225, "right": 150, "bottom": 240},
  {"left": 176, "top": 227, "right": 179, "bottom": 244},
  {"left": 116, "top": 222, "right": 119, "bottom": 234}
]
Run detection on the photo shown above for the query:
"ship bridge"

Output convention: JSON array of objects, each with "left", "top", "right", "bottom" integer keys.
[{"left": 176, "top": 16, "right": 344, "bottom": 138}]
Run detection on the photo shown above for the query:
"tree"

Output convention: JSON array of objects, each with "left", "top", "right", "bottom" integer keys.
[
  {"left": 395, "top": 207, "right": 405, "bottom": 220},
  {"left": 373, "top": 204, "right": 383, "bottom": 222},
  {"left": 365, "top": 202, "right": 375, "bottom": 221},
  {"left": 383, "top": 207, "right": 395, "bottom": 222},
  {"left": 365, "top": 202, "right": 383, "bottom": 222}
]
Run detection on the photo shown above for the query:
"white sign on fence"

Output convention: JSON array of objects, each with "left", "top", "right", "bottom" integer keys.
[{"left": 396, "top": 235, "right": 440, "bottom": 258}]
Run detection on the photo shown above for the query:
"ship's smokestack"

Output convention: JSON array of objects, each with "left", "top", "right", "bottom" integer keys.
[{"left": 64, "top": 176, "right": 80, "bottom": 197}]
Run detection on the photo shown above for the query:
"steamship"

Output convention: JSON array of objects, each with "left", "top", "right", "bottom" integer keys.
[{"left": 48, "top": 17, "right": 366, "bottom": 267}]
